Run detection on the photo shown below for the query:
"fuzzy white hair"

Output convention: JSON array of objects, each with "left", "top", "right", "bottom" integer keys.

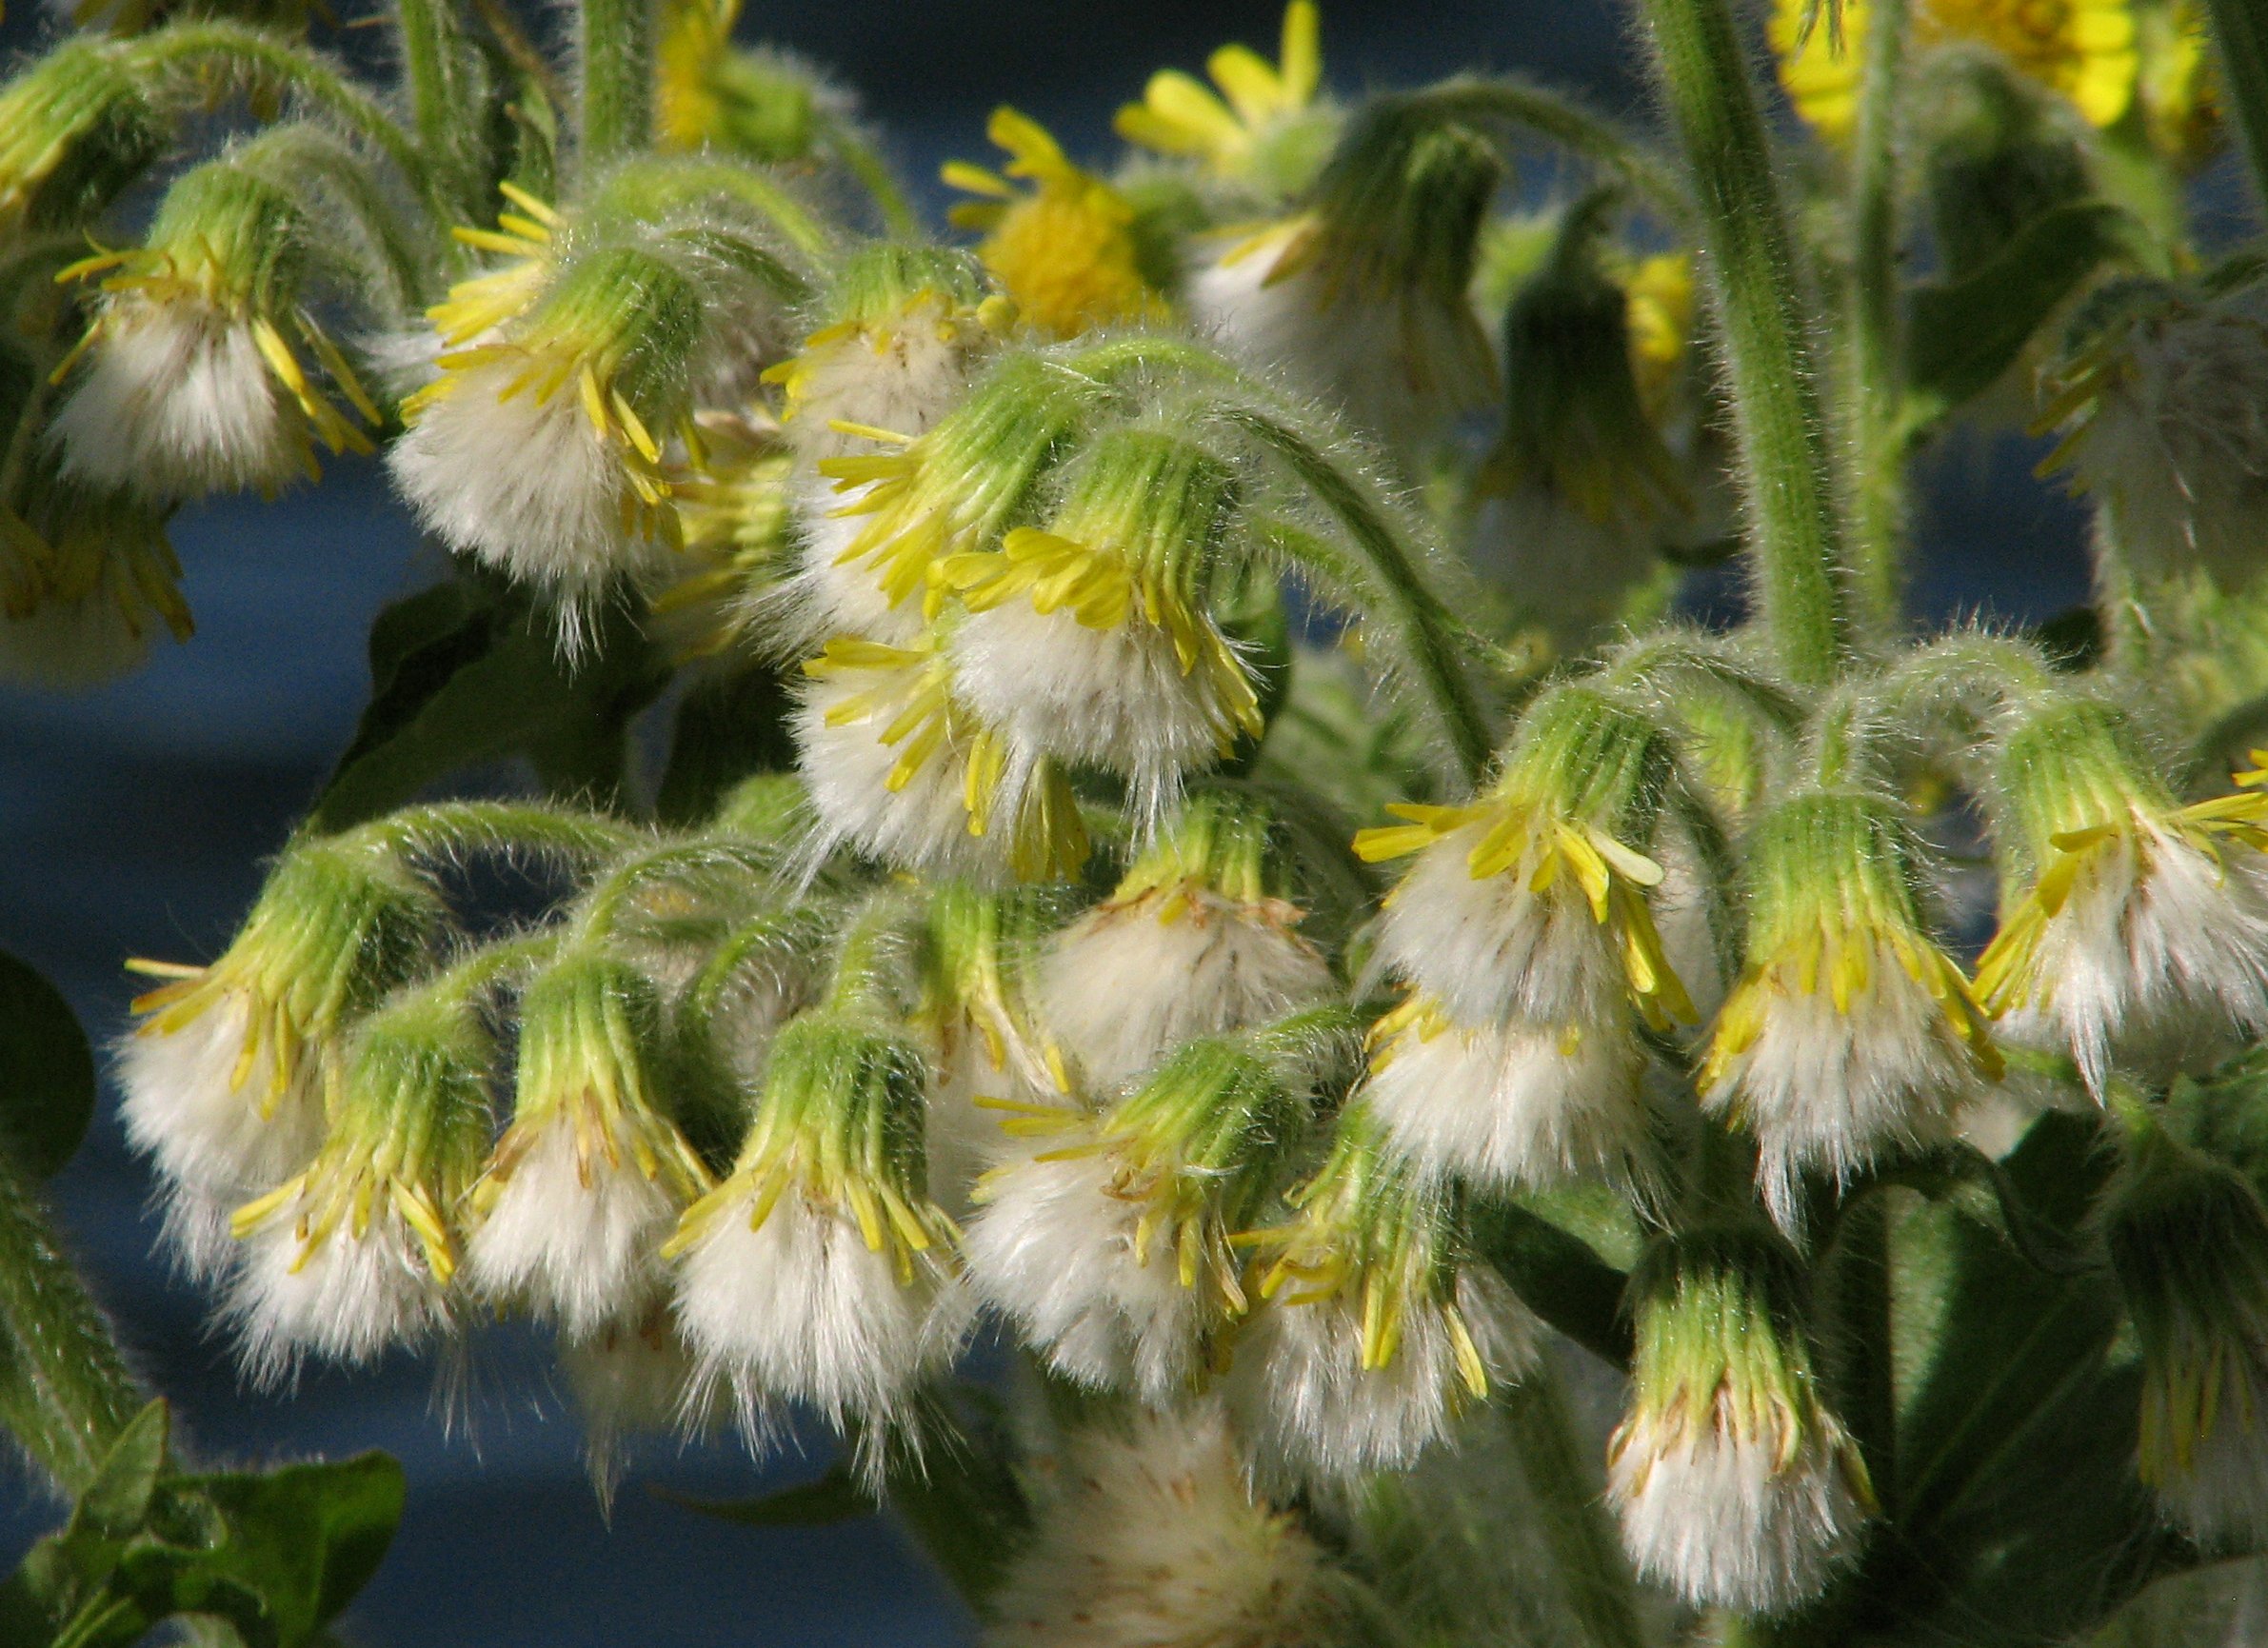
[
  {"left": 2150, "top": 1353, "right": 2268, "bottom": 1549},
  {"left": 773, "top": 474, "right": 930, "bottom": 650},
  {"left": 50, "top": 296, "right": 303, "bottom": 500},
  {"left": 784, "top": 300, "right": 994, "bottom": 467},
  {"left": 226, "top": 1202, "right": 450, "bottom": 1384},
  {"left": 118, "top": 1000, "right": 328, "bottom": 1279},
  {"left": 986, "top": 1402, "right": 1357, "bottom": 1648},
  {"left": 467, "top": 1120, "right": 683, "bottom": 1340},
  {"left": 558, "top": 1300, "right": 726, "bottom": 1505},
  {"left": 670, "top": 1182, "right": 971, "bottom": 1450},
  {"left": 1038, "top": 895, "right": 1331, "bottom": 1093},
  {"left": 1607, "top": 1415, "right": 1867, "bottom": 1615},
  {"left": 1365, "top": 1014, "right": 1652, "bottom": 1193}
]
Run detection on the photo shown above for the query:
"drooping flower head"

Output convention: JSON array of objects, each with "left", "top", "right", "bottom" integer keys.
[
  {"left": 1187, "top": 94, "right": 1501, "bottom": 453},
  {"left": 1039, "top": 791, "right": 1333, "bottom": 1092},
  {"left": 1701, "top": 788, "right": 2000, "bottom": 1229},
  {"left": 0, "top": 468, "right": 188, "bottom": 686},
  {"left": 468, "top": 949, "right": 711, "bottom": 1339},
  {"left": 965, "top": 1014, "right": 1339, "bottom": 1400},
  {"left": 1772, "top": 0, "right": 2139, "bottom": 139},
  {"left": 50, "top": 129, "right": 390, "bottom": 502},
  {"left": 1114, "top": 1, "right": 1336, "bottom": 197},
  {"left": 1975, "top": 700, "right": 2268, "bottom": 1092},
  {"left": 0, "top": 38, "right": 163, "bottom": 237},
  {"left": 942, "top": 425, "right": 1264, "bottom": 824},
  {"left": 121, "top": 837, "right": 444, "bottom": 1275},
  {"left": 2101, "top": 1116, "right": 2268, "bottom": 1547},
  {"left": 1230, "top": 1099, "right": 1536, "bottom": 1485},
  {"left": 944, "top": 108, "right": 1168, "bottom": 340},
  {"left": 643, "top": 409, "right": 796, "bottom": 658},
  {"left": 666, "top": 1005, "right": 968, "bottom": 1459},
  {"left": 1608, "top": 1225, "right": 1875, "bottom": 1614},
  {"left": 225, "top": 983, "right": 493, "bottom": 1381}
]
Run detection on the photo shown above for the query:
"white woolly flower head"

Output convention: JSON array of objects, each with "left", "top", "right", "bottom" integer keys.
[
  {"left": 468, "top": 951, "right": 711, "bottom": 1339},
  {"left": 1359, "top": 682, "right": 1698, "bottom": 1036},
  {"left": 1184, "top": 98, "right": 1500, "bottom": 453},
  {"left": 1607, "top": 1226, "right": 1875, "bottom": 1615},
  {"left": 121, "top": 839, "right": 444, "bottom": 1278},
  {"left": 1037, "top": 792, "right": 1333, "bottom": 1092},
  {"left": 2041, "top": 277, "right": 2268, "bottom": 587},
  {"left": 0, "top": 476, "right": 189, "bottom": 687},
  {"left": 1363, "top": 994, "right": 1656, "bottom": 1193},
  {"left": 1701, "top": 790, "right": 2000, "bottom": 1230},
  {"left": 224, "top": 984, "right": 494, "bottom": 1383},
  {"left": 987, "top": 1402, "right": 1362, "bottom": 1648},
  {"left": 793, "top": 636, "right": 1090, "bottom": 884},
  {"left": 1978, "top": 701, "right": 2268, "bottom": 1094},
  {"left": 2102, "top": 1123, "right": 2268, "bottom": 1548},
  {"left": 1229, "top": 1101, "right": 1538, "bottom": 1487},
  {"left": 666, "top": 1010, "right": 968, "bottom": 1466},
  {"left": 941, "top": 426, "right": 1263, "bottom": 827},
  {"left": 559, "top": 1298, "right": 727, "bottom": 1507},
  {"left": 965, "top": 1020, "right": 1338, "bottom": 1401}
]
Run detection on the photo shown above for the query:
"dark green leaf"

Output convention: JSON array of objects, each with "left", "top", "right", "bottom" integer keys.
[
  {"left": 1469, "top": 1193, "right": 1633, "bottom": 1367},
  {"left": 0, "top": 949, "right": 95, "bottom": 1179},
  {"left": 655, "top": 1467, "right": 875, "bottom": 1528},
  {"left": 654, "top": 664, "right": 797, "bottom": 827},
  {"left": 1906, "top": 202, "right": 2138, "bottom": 424},
  {"left": 885, "top": 1389, "right": 1031, "bottom": 1609}
]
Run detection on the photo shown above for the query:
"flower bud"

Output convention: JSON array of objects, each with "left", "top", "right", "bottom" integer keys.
[
  {"left": 1230, "top": 1100, "right": 1536, "bottom": 1485},
  {"left": 0, "top": 39, "right": 163, "bottom": 236},
  {"left": 468, "top": 950, "right": 711, "bottom": 1339},
  {"left": 225, "top": 985, "right": 493, "bottom": 1380},
  {"left": 1112, "top": 1, "right": 1334, "bottom": 196},
  {"left": 122, "top": 838, "right": 444, "bottom": 1275},
  {"left": 942, "top": 107, "right": 1167, "bottom": 340},
  {"left": 989, "top": 1403, "right": 1363, "bottom": 1648},
  {"left": 1701, "top": 790, "right": 1999, "bottom": 1229},
  {"left": 941, "top": 427, "right": 1263, "bottom": 824},
  {"left": 1976, "top": 699, "right": 2268, "bottom": 1093},
  {"left": 1608, "top": 1225, "right": 1874, "bottom": 1614},
  {"left": 2102, "top": 1121, "right": 2268, "bottom": 1546},
  {"left": 965, "top": 1019, "right": 1333, "bottom": 1400},
  {"left": 665, "top": 1009, "right": 968, "bottom": 1450},
  {"left": 1039, "top": 793, "right": 1332, "bottom": 1092},
  {"left": 50, "top": 131, "right": 387, "bottom": 502},
  {"left": 1187, "top": 95, "right": 1499, "bottom": 453}
]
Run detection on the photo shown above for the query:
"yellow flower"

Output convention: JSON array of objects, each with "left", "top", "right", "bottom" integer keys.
[
  {"left": 1773, "top": 0, "right": 2139, "bottom": 139},
  {"left": 1622, "top": 253, "right": 1695, "bottom": 418},
  {"left": 2137, "top": 0, "right": 2220, "bottom": 167},
  {"left": 646, "top": 411, "right": 795, "bottom": 657},
  {"left": 1114, "top": 0, "right": 1323, "bottom": 176},
  {"left": 426, "top": 182, "right": 559, "bottom": 348},
  {"left": 655, "top": 0, "right": 740, "bottom": 152},
  {"left": 943, "top": 107, "right": 1167, "bottom": 339}
]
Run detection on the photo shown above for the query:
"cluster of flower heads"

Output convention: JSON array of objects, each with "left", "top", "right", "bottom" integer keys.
[{"left": 33, "top": 0, "right": 2268, "bottom": 1635}]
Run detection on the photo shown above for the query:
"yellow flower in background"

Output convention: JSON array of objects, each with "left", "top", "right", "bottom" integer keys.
[
  {"left": 1773, "top": 0, "right": 2139, "bottom": 139},
  {"left": 655, "top": 0, "right": 739, "bottom": 152},
  {"left": 2138, "top": 0, "right": 2220, "bottom": 167},
  {"left": 1114, "top": 0, "right": 1322, "bottom": 176},
  {"left": 1621, "top": 253, "right": 1695, "bottom": 417},
  {"left": 943, "top": 107, "right": 1167, "bottom": 339}
]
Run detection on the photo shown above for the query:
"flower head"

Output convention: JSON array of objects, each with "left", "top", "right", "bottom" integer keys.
[
  {"left": 1975, "top": 701, "right": 2268, "bottom": 1092},
  {"left": 0, "top": 472, "right": 189, "bottom": 686},
  {"left": 1113, "top": 2, "right": 1334, "bottom": 195},
  {"left": 468, "top": 950, "right": 711, "bottom": 1339},
  {"left": 1038, "top": 793, "right": 1332, "bottom": 1092},
  {"left": 49, "top": 150, "right": 383, "bottom": 502},
  {"left": 122, "top": 839, "right": 443, "bottom": 1276},
  {"left": 1701, "top": 790, "right": 1999, "bottom": 1228},
  {"left": 1608, "top": 1226, "right": 1875, "bottom": 1614},
  {"left": 2103, "top": 1120, "right": 2268, "bottom": 1546},
  {"left": 941, "top": 426, "right": 1263, "bottom": 824},
  {"left": 666, "top": 1009, "right": 969, "bottom": 1457},
  {"left": 656, "top": 0, "right": 837, "bottom": 162},
  {"left": 1230, "top": 1101, "right": 1536, "bottom": 1485},
  {"left": 945, "top": 108, "right": 1167, "bottom": 340},
  {"left": 643, "top": 410, "right": 797, "bottom": 658},
  {"left": 225, "top": 985, "right": 493, "bottom": 1381},
  {"left": 0, "top": 39, "right": 162, "bottom": 236}
]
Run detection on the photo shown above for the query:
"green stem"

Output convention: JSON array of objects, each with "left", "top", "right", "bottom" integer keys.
[
  {"left": 124, "top": 24, "right": 427, "bottom": 202},
  {"left": 1421, "top": 76, "right": 1694, "bottom": 228},
  {"left": 1500, "top": 1371, "right": 1649, "bottom": 1648},
  {"left": 393, "top": 0, "right": 493, "bottom": 236},
  {"left": 578, "top": 0, "right": 655, "bottom": 171},
  {"left": 2202, "top": 0, "right": 2268, "bottom": 214},
  {"left": 1845, "top": 0, "right": 1911, "bottom": 634},
  {"left": 1636, "top": 0, "right": 1852, "bottom": 685},
  {"left": 0, "top": 1153, "right": 142, "bottom": 1496},
  {"left": 347, "top": 800, "right": 647, "bottom": 865}
]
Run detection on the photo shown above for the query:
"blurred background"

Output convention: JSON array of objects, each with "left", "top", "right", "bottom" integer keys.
[{"left": 0, "top": 0, "right": 2129, "bottom": 1641}]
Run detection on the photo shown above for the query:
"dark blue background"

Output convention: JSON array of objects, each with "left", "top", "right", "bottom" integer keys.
[{"left": 0, "top": 2, "right": 2118, "bottom": 1641}]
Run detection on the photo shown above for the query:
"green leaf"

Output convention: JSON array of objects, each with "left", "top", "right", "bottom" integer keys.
[
  {"left": 1905, "top": 201, "right": 2138, "bottom": 424},
  {"left": 654, "top": 663, "right": 796, "bottom": 828},
  {"left": 655, "top": 1467, "right": 874, "bottom": 1528},
  {"left": 1468, "top": 1192, "right": 1633, "bottom": 1368},
  {"left": 310, "top": 570, "right": 670, "bottom": 831},
  {"left": 0, "top": 950, "right": 95, "bottom": 1180}
]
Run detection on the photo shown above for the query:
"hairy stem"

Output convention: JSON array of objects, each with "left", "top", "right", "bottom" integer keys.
[
  {"left": 578, "top": 0, "right": 656, "bottom": 170},
  {"left": 1420, "top": 77, "right": 1693, "bottom": 228},
  {"left": 1845, "top": 0, "right": 1910, "bottom": 633},
  {"left": 0, "top": 1153, "right": 143, "bottom": 1496},
  {"left": 1636, "top": 0, "right": 1852, "bottom": 685},
  {"left": 393, "top": 0, "right": 494, "bottom": 237},
  {"left": 2203, "top": 0, "right": 2268, "bottom": 214}
]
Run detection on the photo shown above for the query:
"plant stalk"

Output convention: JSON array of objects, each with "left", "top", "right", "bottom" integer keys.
[
  {"left": 1501, "top": 1369, "right": 1649, "bottom": 1648},
  {"left": 0, "top": 1152, "right": 143, "bottom": 1497},
  {"left": 2203, "top": 0, "right": 2268, "bottom": 215},
  {"left": 1845, "top": 0, "right": 1911, "bottom": 634},
  {"left": 1636, "top": 0, "right": 1852, "bottom": 685},
  {"left": 393, "top": 0, "right": 493, "bottom": 237},
  {"left": 579, "top": 0, "right": 656, "bottom": 170}
]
